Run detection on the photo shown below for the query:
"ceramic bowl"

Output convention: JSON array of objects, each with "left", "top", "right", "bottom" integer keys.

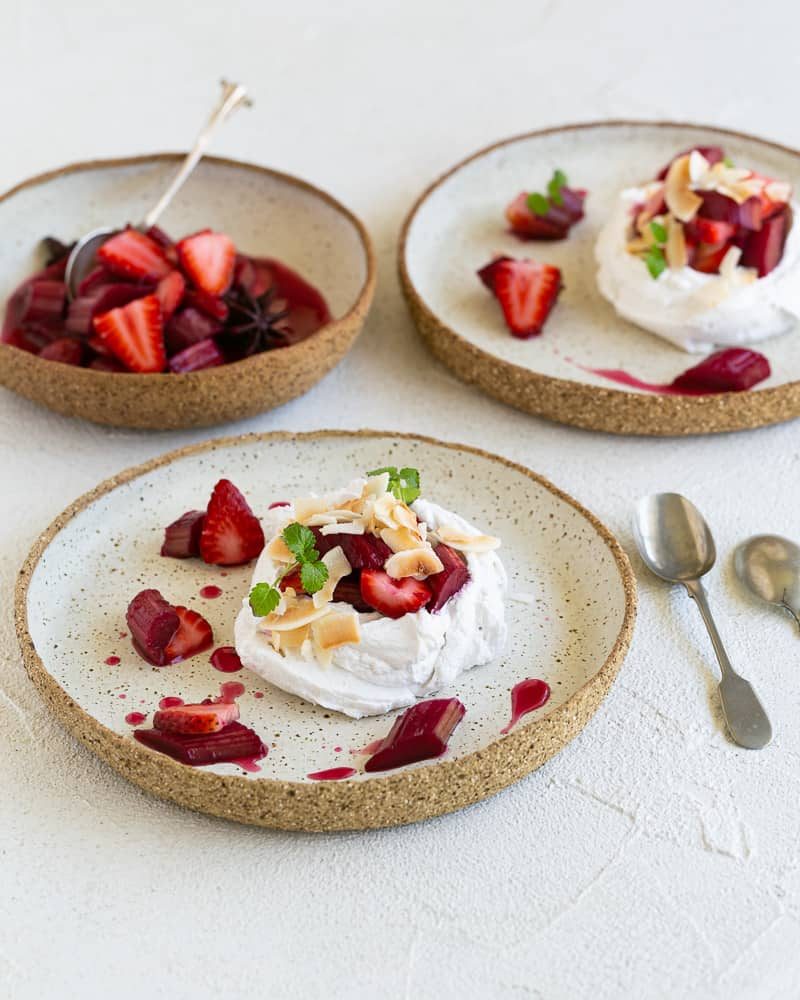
[{"left": 0, "top": 154, "right": 375, "bottom": 429}]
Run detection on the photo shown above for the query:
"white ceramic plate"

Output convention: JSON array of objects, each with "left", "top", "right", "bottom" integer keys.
[
  {"left": 17, "top": 431, "right": 635, "bottom": 831},
  {"left": 401, "top": 121, "right": 800, "bottom": 435}
]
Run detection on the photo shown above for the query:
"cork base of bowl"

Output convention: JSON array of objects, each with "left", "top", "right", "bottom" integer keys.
[{"left": 15, "top": 430, "right": 636, "bottom": 832}]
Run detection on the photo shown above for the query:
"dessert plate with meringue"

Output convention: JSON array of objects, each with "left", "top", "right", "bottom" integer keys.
[
  {"left": 400, "top": 121, "right": 800, "bottom": 435},
  {"left": 16, "top": 431, "right": 635, "bottom": 831}
]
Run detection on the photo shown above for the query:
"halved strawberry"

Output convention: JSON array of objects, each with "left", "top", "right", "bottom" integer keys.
[
  {"left": 199, "top": 479, "right": 265, "bottom": 566},
  {"left": 163, "top": 606, "right": 214, "bottom": 664},
  {"left": 153, "top": 700, "right": 238, "bottom": 734},
  {"left": 489, "top": 259, "right": 562, "bottom": 338},
  {"left": 279, "top": 569, "right": 305, "bottom": 593},
  {"left": 93, "top": 294, "right": 166, "bottom": 372},
  {"left": 691, "top": 242, "right": 732, "bottom": 275},
  {"left": 360, "top": 570, "right": 431, "bottom": 619},
  {"left": 177, "top": 230, "right": 236, "bottom": 296},
  {"left": 155, "top": 271, "right": 186, "bottom": 322},
  {"left": 97, "top": 228, "right": 172, "bottom": 281},
  {"left": 477, "top": 255, "right": 514, "bottom": 293},
  {"left": 688, "top": 218, "right": 736, "bottom": 245}
]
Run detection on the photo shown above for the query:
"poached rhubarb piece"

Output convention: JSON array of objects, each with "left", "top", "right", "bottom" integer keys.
[
  {"left": 312, "top": 528, "right": 393, "bottom": 570},
  {"left": 161, "top": 510, "right": 206, "bottom": 558},
  {"left": 479, "top": 257, "right": 563, "bottom": 338},
  {"left": 426, "top": 544, "right": 470, "bottom": 613},
  {"left": 134, "top": 721, "right": 266, "bottom": 767},
  {"left": 506, "top": 186, "right": 587, "bottom": 240},
  {"left": 671, "top": 348, "right": 771, "bottom": 393},
  {"left": 2, "top": 227, "right": 331, "bottom": 372},
  {"left": 364, "top": 697, "right": 466, "bottom": 772},
  {"left": 126, "top": 589, "right": 213, "bottom": 666}
]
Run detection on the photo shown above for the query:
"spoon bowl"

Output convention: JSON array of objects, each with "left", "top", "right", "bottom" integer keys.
[{"left": 735, "top": 534, "right": 800, "bottom": 626}]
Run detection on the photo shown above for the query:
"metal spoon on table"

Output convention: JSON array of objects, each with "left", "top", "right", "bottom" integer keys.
[
  {"left": 633, "top": 492, "right": 772, "bottom": 750},
  {"left": 735, "top": 534, "right": 800, "bottom": 629},
  {"left": 64, "top": 79, "right": 251, "bottom": 298}
]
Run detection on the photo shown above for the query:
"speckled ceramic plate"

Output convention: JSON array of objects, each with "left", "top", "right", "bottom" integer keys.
[
  {"left": 16, "top": 431, "right": 635, "bottom": 831},
  {"left": 0, "top": 154, "right": 375, "bottom": 428},
  {"left": 400, "top": 121, "right": 800, "bottom": 436}
]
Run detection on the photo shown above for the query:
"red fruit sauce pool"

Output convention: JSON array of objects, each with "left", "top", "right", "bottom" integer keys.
[
  {"left": 219, "top": 681, "right": 245, "bottom": 703},
  {"left": 200, "top": 585, "right": 223, "bottom": 599},
  {"left": 105, "top": 655, "right": 120, "bottom": 666},
  {"left": 307, "top": 766, "right": 357, "bottom": 781},
  {"left": 501, "top": 679, "right": 551, "bottom": 734},
  {"left": 158, "top": 696, "right": 184, "bottom": 709},
  {"left": 210, "top": 646, "right": 243, "bottom": 673},
  {"left": 125, "top": 711, "right": 147, "bottom": 726}
]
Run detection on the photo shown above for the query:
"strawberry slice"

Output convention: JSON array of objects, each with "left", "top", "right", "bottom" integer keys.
[
  {"left": 279, "top": 568, "right": 305, "bottom": 593},
  {"left": 97, "top": 228, "right": 172, "bottom": 281},
  {"left": 489, "top": 259, "right": 562, "bottom": 338},
  {"left": 177, "top": 230, "right": 236, "bottom": 296},
  {"left": 359, "top": 569, "right": 431, "bottom": 619},
  {"left": 93, "top": 294, "right": 166, "bottom": 372},
  {"left": 691, "top": 242, "right": 732, "bottom": 275},
  {"left": 163, "top": 606, "right": 214, "bottom": 664},
  {"left": 199, "top": 479, "right": 265, "bottom": 566},
  {"left": 153, "top": 700, "right": 238, "bottom": 734},
  {"left": 155, "top": 271, "right": 186, "bottom": 322},
  {"left": 477, "top": 255, "right": 514, "bottom": 293},
  {"left": 688, "top": 218, "right": 736, "bottom": 245}
]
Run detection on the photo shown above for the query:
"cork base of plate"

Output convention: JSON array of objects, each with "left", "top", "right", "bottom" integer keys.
[
  {"left": 0, "top": 155, "right": 375, "bottom": 429},
  {"left": 15, "top": 430, "right": 636, "bottom": 831},
  {"left": 399, "top": 120, "right": 800, "bottom": 436}
]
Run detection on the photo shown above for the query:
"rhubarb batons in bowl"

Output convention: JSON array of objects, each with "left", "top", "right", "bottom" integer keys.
[{"left": 0, "top": 154, "right": 375, "bottom": 428}]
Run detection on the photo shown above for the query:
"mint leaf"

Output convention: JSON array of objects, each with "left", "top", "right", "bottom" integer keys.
[
  {"left": 249, "top": 582, "right": 281, "bottom": 616},
  {"left": 649, "top": 220, "right": 668, "bottom": 245},
  {"left": 527, "top": 192, "right": 550, "bottom": 217},
  {"left": 282, "top": 522, "right": 318, "bottom": 563},
  {"left": 645, "top": 245, "right": 667, "bottom": 279},
  {"left": 723, "top": 156, "right": 734, "bottom": 168},
  {"left": 367, "top": 465, "right": 398, "bottom": 479},
  {"left": 547, "top": 169, "right": 568, "bottom": 206},
  {"left": 300, "top": 560, "right": 329, "bottom": 595},
  {"left": 396, "top": 467, "right": 421, "bottom": 504}
]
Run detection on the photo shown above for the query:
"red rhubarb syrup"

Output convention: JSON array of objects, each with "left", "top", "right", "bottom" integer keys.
[
  {"left": 307, "top": 766, "right": 357, "bottom": 781},
  {"left": 200, "top": 585, "right": 223, "bottom": 599},
  {"left": 210, "top": 646, "right": 243, "bottom": 673},
  {"left": 105, "top": 655, "right": 120, "bottom": 666},
  {"left": 125, "top": 711, "right": 147, "bottom": 726},
  {"left": 501, "top": 679, "right": 551, "bottom": 734}
]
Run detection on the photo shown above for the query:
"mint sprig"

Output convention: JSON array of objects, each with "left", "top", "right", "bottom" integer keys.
[
  {"left": 645, "top": 245, "right": 667, "bottom": 280},
  {"left": 547, "top": 168, "right": 568, "bottom": 206},
  {"left": 249, "top": 581, "right": 281, "bottom": 616},
  {"left": 649, "top": 220, "right": 668, "bottom": 245},
  {"left": 527, "top": 169, "right": 569, "bottom": 216},
  {"left": 367, "top": 466, "right": 421, "bottom": 504},
  {"left": 527, "top": 192, "right": 550, "bottom": 217},
  {"left": 248, "top": 520, "right": 329, "bottom": 618}
]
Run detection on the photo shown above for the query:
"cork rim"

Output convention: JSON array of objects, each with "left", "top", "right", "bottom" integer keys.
[
  {"left": 0, "top": 153, "right": 376, "bottom": 427},
  {"left": 399, "top": 119, "right": 800, "bottom": 436},
  {"left": 15, "top": 429, "right": 637, "bottom": 831}
]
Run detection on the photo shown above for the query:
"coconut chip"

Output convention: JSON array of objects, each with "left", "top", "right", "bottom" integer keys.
[
  {"left": 665, "top": 154, "right": 703, "bottom": 222},
  {"left": 312, "top": 546, "right": 353, "bottom": 608},
  {"left": 665, "top": 215, "right": 688, "bottom": 270},
  {"left": 385, "top": 548, "right": 444, "bottom": 580},
  {"left": 312, "top": 610, "right": 361, "bottom": 653},
  {"left": 433, "top": 525, "right": 501, "bottom": 553},
  {"left": 261, "top": 596, "right": 331, "bottom": 632},
  {"left": 380, "top": 526, "right": 426, "bottom": 553}
]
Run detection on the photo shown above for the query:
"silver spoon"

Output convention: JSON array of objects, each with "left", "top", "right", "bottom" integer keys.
[
  {"left": 633, "top": 492, "right": 772, "bottom": 750},
  {"left": 735, "top": 534, "right": 800, "bottom": 628},
  {"left": 64, "top": 79, "right": 251, "bottom": 298}
]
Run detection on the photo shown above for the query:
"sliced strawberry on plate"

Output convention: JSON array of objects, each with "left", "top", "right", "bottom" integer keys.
[
  {"left": 489, "top": 259, "right": 562, "bottom": 338},
  {"left": 153, "top": 700, "right": 238, "bottom": 734},
  {"left": 97, "top": 228, "right": 173, "bottom": 281},
  {"left": 93, "top": 294, "right": 166, "bottom": 372},
  {"left": 155, "top": 271, "right": 186, "bottom": 322},
  {"left": 163, "top": 606, "right": 214, "bottom": 664},
  {"left": 359, "top": 569, "right": 431, "bottom": 619},
  {"left": 477, "top": 255, "right": 514, "bottom": 293},
  {"left": 199, "top": 479, "right": 265, "bottom": 566},
  {"left": 177, "top": 230, "right": 236, "bottom": 296}
]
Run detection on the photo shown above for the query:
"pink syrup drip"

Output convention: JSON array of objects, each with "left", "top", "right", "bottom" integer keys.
[
  {"left": 218, "top": 681, "right": 245, "bottom": 704},
  {"left": 210, "top": 646, "right": 244, "bottom": 673},
  {"left": 105, "top": 655, "right": 120, "bottom": 666},
  {"left": 220, "top": 571, "right": 229, "bottom": 577},
  {"left": 118, "top": 631, "right": 127, "bottom": 639},
  {"left": 253, "top": 691, "right": 264, "bottom": 699},
  {"left": 159, "top": 696, "right": 184, "bottom": 709},
  {"left": 333, "top": 746, "right": 343, "bottom": 753},
  {"left": 232, "top": 753, "right": 267, "bottom": 773},
  {"left": 581, "top": 365, "right": 688, "bottom": 395},
  {"left": 125, "top": 711, "right": 147, "bottom": 726},
  {"left": 307, "top": 766, "right": 357, "bottom": 781},
  {"left": 200, "top": 585, "right": 223, "bottom": 599},
  {"left": 118, "top": 693, "right": 127, "bottom": 700},
  {"left": 501, "top": 679, "right": 551, "bottom": 734}
]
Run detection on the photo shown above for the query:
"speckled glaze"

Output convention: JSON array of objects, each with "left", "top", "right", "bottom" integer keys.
[
  {"left": 0, "top": 154, "right": 375, "bottom": 428},
  {"left": 400, "top": 121, "right": 800, "bottom": 436},
  {"left": 16, "top": 430, "right": 636, "bottom": 831}
]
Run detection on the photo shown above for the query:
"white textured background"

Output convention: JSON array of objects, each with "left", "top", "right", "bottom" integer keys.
[{"left": 3, "top": 2, "right": 800, "bottom": 998}]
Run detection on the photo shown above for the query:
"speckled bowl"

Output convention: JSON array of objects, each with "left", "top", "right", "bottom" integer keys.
[
  {"left": 400, "top": 121, "right": 800, "bottom": 436},
  {"left": 0, "top": 155, "right": 375, "bottom": 429},
  {"left": 16, "top": 430, "right": 636, "bottom": 831}
]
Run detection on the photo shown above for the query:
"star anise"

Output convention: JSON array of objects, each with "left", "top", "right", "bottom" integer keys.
[{"left": 223, "top": 285, "right": 292, "bottom": 354}]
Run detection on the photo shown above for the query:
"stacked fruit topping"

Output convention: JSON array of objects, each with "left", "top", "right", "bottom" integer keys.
[
  {"left": 134, "top": 698, "right": 266, "bottom": 767},
  {"left": 161, "top": 479, "right": 265, "bottom": 566},
  {"left": 478, "top": 255, "right": 562, "bottom": 338},
  {"left": 126, "top": 589, "right": 213, "bottom": 666},
  {"left": 248, "top": 467, "right": 500, "bottom": 664},
  {"left": 2, "top": 227, "right": 331, "bottom": 371},
  {"left": 364, "top": 697, "right": 466, "bottom": 772},
  {"left": 627, "top": 147, "right": 792, "bottom": 279},
  {"left": 505, "top": 169, "right": 587, "bottom": 240}
]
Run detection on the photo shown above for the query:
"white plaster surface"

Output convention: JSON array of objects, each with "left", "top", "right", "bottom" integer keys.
[{"left": 2, "top": 1, "right": 800, "bottom": 997}]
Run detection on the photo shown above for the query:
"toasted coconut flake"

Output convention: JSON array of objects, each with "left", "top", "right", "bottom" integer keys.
[
  {"left": 719, "top": 245, "right": 743, "bottom": 280},
  {"left": 305, "top": 508, "right": 364, "bottom": 527},
  {"left": 273, "top": 623, "right": 311, "bottom": 652},
  {"left": 380, "top": 526, "right": 426, "bottom": 553},
  {"left": 372, "top": 495, "right": 403, "bottom": 529},
  {"left": 265, "top": 533, "right": 295, "bottom": 564},
  {"left": 312, "top": 610, "right": 361, "bottom": 652},
  {"left": 665, "top": 154, "right": 703, "bottom": 222},
  {"left": 627, "top": 236, "right": 651, "bottom": 255},
  {"left": 434, "top": 525, "right": 501, "bottom": 553},
  {"left": 688, "top": 150, "right": 711, "bottom": 184},
  {"left": 313, "top": 546, "right": 353, "bottom": 608},
  {"left": 393, "top": 504, "right": 418, "bottom": 530},
  {"left": 385, "top": 548, "right": 444, "bottom": 580},
  {"left": 364, "top": 472, "right": 391, "bottom": 497},
  {"left": 665, "top": 216, "right": 688, "bottom": 270},
  {"left": 319, "top": 519, "right": 366, "bottom": 536},
  {"left": 293, "top": 497, "right": 331, "bottom": 522},
  {"left": 263, "top": 596, "right": 330, "bottom": 631},
  {"left": 765, "top": 180, "right": 792, "bottom": 204}
]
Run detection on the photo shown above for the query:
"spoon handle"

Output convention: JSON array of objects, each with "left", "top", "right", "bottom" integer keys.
[
  {"left": 142, "top": 80, "right": 251, "bottom": 230},
  {"left": 684, "top": 579, "right": 773, "bottom": 749}
]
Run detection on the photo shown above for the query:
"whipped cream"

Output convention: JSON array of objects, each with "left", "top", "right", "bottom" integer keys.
[
  {"left": 595, "top": 185, "right": 800, "bottom": 352},
  {"left": 234, "top": 497, "right": 507, "bottom": 718}
]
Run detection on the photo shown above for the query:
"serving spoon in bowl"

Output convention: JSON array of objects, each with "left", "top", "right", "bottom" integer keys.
[
  {"left": 64, "top": 79, "right": 251, "bottom": 298},
  {"left": 633, "top": 492, "right": 772, "bottom": 750}
]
